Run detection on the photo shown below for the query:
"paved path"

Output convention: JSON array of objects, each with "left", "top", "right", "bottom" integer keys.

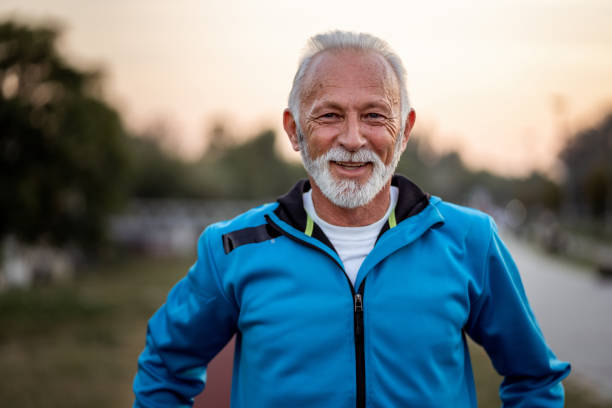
[{"left": 503, "top": 234, "right": 612, "bottom": 399}]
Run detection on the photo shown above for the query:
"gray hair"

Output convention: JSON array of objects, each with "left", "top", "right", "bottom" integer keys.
[{"left": 288, "top": 30, "right": 411, "bottom": 128}]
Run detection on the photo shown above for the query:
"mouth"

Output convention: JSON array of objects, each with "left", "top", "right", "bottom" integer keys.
[{"left": 332, "top": 161, "right": 369, "bottom": 168}]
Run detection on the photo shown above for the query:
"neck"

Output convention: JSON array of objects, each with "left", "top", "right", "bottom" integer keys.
[{"left": 309, "top": 179, "right": 392, "bottom": 227}]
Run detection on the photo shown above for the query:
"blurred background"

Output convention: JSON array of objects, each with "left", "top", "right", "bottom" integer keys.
[{"left": 1, "top": 1, "right": 611, "bottom": 407}]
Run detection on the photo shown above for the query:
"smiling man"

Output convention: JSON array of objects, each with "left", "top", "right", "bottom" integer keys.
[{"left": 133, "top": 31, "right": 570, "bottom": 407}]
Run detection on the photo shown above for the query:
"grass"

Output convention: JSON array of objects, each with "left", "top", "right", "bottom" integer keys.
[
  {"left": 470, "top": 341, "right": 612, "bottom": 408},
  {"left": 0, "top": 255, "right": 193, "bottom": 408},
  {"left": 0, "top": 255, "right": 610, "bottom": 407}
]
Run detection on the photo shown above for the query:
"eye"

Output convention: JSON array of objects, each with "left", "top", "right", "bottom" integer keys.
[
  {"left": 317, "top": 112, "right": 342, "bottom": 122},
  {"left": 364, "top": 112, "right": 386, "bottom": 121}
]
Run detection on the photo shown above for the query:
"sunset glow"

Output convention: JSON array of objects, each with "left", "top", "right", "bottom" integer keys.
[{"left": 2, "top": 0, "right": 611, "bottom": 176}]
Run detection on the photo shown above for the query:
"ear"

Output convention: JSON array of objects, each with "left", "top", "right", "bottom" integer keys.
[
  {"left": 401, "top": 109, "right": 416, "bottom": 152},
  {"left": 283, "top": 109, "right": 301, "bottom": 151}
]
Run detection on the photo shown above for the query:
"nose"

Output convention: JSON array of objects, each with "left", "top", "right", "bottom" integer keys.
[{"left": 338, "top": 113, "right": 366, "bottom": 152}]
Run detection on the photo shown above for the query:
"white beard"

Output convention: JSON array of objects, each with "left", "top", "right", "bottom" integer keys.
[{"left": 298, "top": 133, "right": 403, "bottom": 209}]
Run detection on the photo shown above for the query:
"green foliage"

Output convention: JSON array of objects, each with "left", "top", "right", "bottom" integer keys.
[
  {"left": 560, "top": 113, "right": 612, "bottom": 219},
  {"left": 124, "top": 126, "right": 306, "bottom": 200},
  {"left": 124, "top": 125, "right": 561, "bottom": 216},
  {"left": 0, "top": 287, "right": 111, "bottom": 342},
  {"left": 397, "top": 135, "right": 561, "bottom": 212},
  {"left": 196, "top": 129, "right": 305, "bottom": 199},
  {"left": 0, "top": 20, "right": 129, "bottom": 248},
  {"left": 124, "top": 134, "right": 199, "bottom": 198}
]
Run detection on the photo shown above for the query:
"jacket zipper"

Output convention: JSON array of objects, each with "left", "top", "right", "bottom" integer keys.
[
  {"left": 354, "top": 285, "right": 366, "bottom": 408},
  {"left": 266, "top": 215, "right": 367, "bottom": 408}
]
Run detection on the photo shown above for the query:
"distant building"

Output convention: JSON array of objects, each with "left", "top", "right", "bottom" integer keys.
[
  {"left": 108, "top": 199, "right": 256, "bottom": 256},
  {"left": 0, "top": 199, "right": 255, "bottom": 290},
  {"left": 0, "top": 236, "right": 73, "bottom": 291}
]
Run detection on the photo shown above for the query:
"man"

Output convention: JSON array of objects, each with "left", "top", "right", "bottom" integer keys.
[{"left": 133, "top": 31, "right": 570, "bottom": 407}]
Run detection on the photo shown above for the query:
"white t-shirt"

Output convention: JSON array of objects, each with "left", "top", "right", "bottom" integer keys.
[{"left": 303, "top": 187, "right": 399, "bottom": 287}]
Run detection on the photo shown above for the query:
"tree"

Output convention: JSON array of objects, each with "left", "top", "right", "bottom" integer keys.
[
  {"left": 196, "top": 129, "right": 306, "bottom": 199},
  {"left": 0, "top": 20, "right": 128, "bottom": 249},
  {"left": 559, "top": 113, "right": 612, "bottom": 219},
  {"left": 125, "top": 130, "right": 201, "bottom": 199}
]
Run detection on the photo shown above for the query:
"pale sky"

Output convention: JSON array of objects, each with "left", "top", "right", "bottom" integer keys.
[{"left": 2, "top": 0, "right": 612, "bottom": 176}]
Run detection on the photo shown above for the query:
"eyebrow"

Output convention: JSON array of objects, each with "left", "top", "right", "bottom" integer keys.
[
  {"left": 308, "top": 101, "right": 344, "bottom": 114},
  {"left": 310, "top": 100, "right": 393, "bottom": 114},
  {"left": 360, "top": 101, "right": 393, "bottom": 112}
]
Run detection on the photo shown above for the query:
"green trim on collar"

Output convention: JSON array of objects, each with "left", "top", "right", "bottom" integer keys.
[
  {"left": 305, "top": 213, "right": 314, "bottom": 236},
  {"left": 388, "top": 206, "right": 397, "bottom": 229}
]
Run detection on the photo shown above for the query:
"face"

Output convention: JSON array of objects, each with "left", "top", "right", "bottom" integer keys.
[{"left": 284, "top": 50, "right": 414, "bottom": 208}]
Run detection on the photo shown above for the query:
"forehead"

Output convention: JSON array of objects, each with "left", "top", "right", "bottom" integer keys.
[{"left": 301, "top": 50, "right": 400, "bottom": 106}]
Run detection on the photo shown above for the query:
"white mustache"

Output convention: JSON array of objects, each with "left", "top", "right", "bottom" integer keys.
[{"left": 322, "top": 147, "right": 381, "bottom": 164}]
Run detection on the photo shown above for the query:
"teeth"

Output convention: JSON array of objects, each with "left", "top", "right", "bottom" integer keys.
[{"left": 335, "top": 161, "right": 366, "bottom": 168}]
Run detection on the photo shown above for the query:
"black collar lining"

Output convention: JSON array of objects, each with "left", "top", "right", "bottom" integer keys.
[
  {"left": 272, "top": 175, "right": 430, "bottom": 250},
  {"left": 272, "top": 180, "right": 336, "bottom": 251}
]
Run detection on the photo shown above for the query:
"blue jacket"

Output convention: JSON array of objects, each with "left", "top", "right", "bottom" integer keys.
[{"left": 133, "top": 175, "right": 570, "bottom": 407}]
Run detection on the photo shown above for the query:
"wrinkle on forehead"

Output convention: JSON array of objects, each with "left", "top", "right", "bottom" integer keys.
[{"left": 300, "top": 50, "right": 401, "bottom": 114}]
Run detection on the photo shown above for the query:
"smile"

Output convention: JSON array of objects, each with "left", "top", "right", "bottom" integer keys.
[{"left": 333, "top": 161, "right": 369, "bottom": 168}]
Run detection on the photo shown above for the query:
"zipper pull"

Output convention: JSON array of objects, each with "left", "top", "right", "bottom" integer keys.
[{"left": 354, "top": 293, "right": 363, "bottom": 312}]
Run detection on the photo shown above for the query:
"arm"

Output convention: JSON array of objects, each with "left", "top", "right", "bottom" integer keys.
[
  {"left": 133, "top": 227, "right": 238, "bottom": 407},
  {"left": 465, "top": 218, "right": 571, "bottom": 407}
]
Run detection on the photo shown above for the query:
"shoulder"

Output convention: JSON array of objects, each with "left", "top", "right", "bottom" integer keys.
[
  {"left": 197, "top": 201, "right": 279, "bottom": 254},
  {"left": 430, "top": 196, "right": 492, "bottom": 224},
  {"left": 428, "top": 196, "right": 496, "bottom": 249},
  {"left": 207, "top": 201, "right": 278, "bottom": 234}
]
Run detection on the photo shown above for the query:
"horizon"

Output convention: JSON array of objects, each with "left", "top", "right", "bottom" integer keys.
[{"left": 2, "top": 0, "right": 611, "bottom": 178}]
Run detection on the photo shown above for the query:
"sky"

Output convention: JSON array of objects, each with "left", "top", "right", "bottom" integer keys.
[{"left": 2, "top": 0, "right": 612, "bottom": 177}]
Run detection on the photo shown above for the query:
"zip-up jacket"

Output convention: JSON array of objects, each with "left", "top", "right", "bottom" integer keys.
[{"left": 133, "top": 175, "right": 571, "bottom": 407}]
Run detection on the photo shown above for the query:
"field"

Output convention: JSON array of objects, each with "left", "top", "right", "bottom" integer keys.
[{"left": 0, "top": 255, "right": 609, "bottom": 407}]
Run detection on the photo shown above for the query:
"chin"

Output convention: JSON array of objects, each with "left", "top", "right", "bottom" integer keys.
[
  {"left": 319, "top": 174, "right": 386, "bottom": 209},
  {"left": 300, "top": 143, "right": 399, "bottom": 209}
]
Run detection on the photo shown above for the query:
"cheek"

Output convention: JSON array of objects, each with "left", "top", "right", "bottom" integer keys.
[
  {"left": 304, "top": 127, "right": 341, "bottom": 157},
  {"left": 382, "top": 121, "right": 400, "bottom": 139},
  {"left": 369, "top": 126, "right": 399, "bottom": 162}
]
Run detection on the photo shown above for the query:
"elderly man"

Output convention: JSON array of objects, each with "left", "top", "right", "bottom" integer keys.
[{"left": 133, "top": 31, "right": 570, "bottom": 407}]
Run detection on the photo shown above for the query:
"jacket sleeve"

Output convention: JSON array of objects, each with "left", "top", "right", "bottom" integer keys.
[
  {"left": 465, "top": 218, "right": 571, "bottom": 407},
  {"left": 133, "top": 227, "right": 238, "bottom": 407}
]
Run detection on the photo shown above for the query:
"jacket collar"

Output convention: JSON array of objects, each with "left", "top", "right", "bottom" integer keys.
[
  {"left": 273, "top": 174, "right": 431, "bottom": 246},
  {"left": 273, "top": 179, "right": 335, "bottom": 250}
]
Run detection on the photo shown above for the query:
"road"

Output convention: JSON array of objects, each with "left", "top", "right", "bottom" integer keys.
[{"left": 503, "top": 234, "right": 612, "bottom": 399}]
